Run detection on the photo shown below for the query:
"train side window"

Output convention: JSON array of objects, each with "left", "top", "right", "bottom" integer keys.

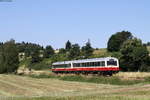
[
  {"left": 88, "top": 62, "right": 91, "bottom": 67},
  {"left": 94, "top": 62, "right": 98, "bottom": 66},
  {"left": 99, "top": 62, "right": 101, "bottom": 66},
  {"left": 81, "top": 63, "right": 83, "bottom": 67},
  {"left": 97, "top": 62, "right": 100, "bottom": 66},
  {"left": 93, "top": 62, "right": 96, "bottom": 66},
  {"left": 78, "top": 63, "right": 80, "bottom": 67},
  {"left": 77, "top": 63, "right": 79, "bottom": 67},
  {"left": 90, "top": 62, "right": 93, "bottom": 67},
  {"left": 73, "top": 63, "right": 77, "bottom": 67},
  {"left": 78, "top": 63, "right": 81, "bottom": 67},
  {"left": 84, "top": 63, "right": 86, "bottom": 67},
  {"left": 67, "top": 64, "right": 71, "bottom": 67},
  {"left": 74, "top": 63, "right": 77, "bottom": 67},
  {"left": 94, "top": 62, "right": 96, "bottom": 66},
  {"left": 75, "top": 63, "right": 78, "bottom": 67},
  {"left": 93, "top": 62, "right": 95, "bottom": 66},
  {"left": 100, "top": 62, "right": 103, "bottom": 66},
  {"left": 85, "top": 63, "right": 87, "bottom": 67},
  {"left": 92, "top": 62, "right": 95, "bottom": 67},
  {"left": 81, "top": 63, "right": 84, "bottom": 67},
  {"left": 89, "top": 62, "right": 91, "bottom": 66},
  {"left": 90, "top": 62, "right": 92, "bottom": 67},
  {"left": 78, "top": 63, "right": 82, "bottom": 67},
  {"left": 86, "top": 62, "right": 89, "bottom": 67},
  {"left": 74, "top": 63, "right": 80, "bottom": 67},
  {"left": 102, "top": 61, "right": 105, "bottom": 66}
]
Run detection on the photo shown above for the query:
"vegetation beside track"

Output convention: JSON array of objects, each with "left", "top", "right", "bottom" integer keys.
[{"left": 28, "top": 72, "right": 150, "bottom": 86}]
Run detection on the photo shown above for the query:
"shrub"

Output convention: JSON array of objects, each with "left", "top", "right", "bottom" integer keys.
[{"left": 29, "top": 62, "right": 50, "bottom": 70}]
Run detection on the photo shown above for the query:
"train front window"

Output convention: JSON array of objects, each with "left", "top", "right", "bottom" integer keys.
[{"left": 107, "top": 60, "right": 117, "bottom": 66}]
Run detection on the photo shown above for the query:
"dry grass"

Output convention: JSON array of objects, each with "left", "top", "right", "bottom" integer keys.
[
  {"left": 115, "top": 72, "right": 150, "bottom": 80},
  {"left": 93, "top": 48, "right": 107, "bottom": 55},
  {"left": 0, "top": 73, "right": 150, "bottom": 100},
  {"left": 92, "top": 48, "right": 112, "bottom": 57},
  {"left": 0, "top": 74, "right": 120, "bottom": 97}
]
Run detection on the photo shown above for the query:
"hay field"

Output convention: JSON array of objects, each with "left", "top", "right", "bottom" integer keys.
[
  {"left": 93, "top": 48, "right": 107, "bottom": 55},
  {"left": 115, "top": 72, "right": 150, "bottom": 80},
  {"left": 0, "top": 74, "right": 150, "bottom": 100}
]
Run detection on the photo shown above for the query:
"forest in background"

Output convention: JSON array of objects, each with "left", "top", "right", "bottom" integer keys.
[{"left": 0, "top": 30, "right": 150, "bottom": 73}]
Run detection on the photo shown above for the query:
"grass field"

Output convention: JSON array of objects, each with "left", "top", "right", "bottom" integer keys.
[{"left": 0, "top": 73, "right": 150, "bottom": 100}]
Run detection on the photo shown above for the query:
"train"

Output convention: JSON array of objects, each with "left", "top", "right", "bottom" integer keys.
[{"left": 52, "top": 57, "right": 119, "bottom": 76}]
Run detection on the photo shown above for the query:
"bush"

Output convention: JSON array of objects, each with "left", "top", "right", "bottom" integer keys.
[
  {"left": 29, "top": 74, "right": 143, "bottom": 85},
  {"left": 120, "top": 38, "right": 150, "bottom": 72},
  {"left": 29, "top": 62, "right": 50, "bottom": 70},
  {"left": 29, "top": 73, "right": 58, "bottom": 78}
]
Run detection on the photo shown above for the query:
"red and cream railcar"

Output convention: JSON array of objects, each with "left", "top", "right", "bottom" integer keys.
[{"left": 52, "top": 57, "right": 119, "bottom": 75}]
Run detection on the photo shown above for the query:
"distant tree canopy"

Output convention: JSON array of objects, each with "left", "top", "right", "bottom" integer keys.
[
  {"left": 59, "top": 48, "right": 66, "bottom": 54},
  {"left": 67, "top": 43, "right": 80, "bottom": 59},
  {"left": 44, "top": 45, "right": 54, "bottom": 58},
  {"left": 107, "top": 31, "right": 133, "bottom": 52},
  {"left": 120, "top": 38, "right": 150, "bottom": 72},
  {"left": 16, "top": 42, "right": 43, "bottom": 57},
  {"left": 81, "top": 41, "right": 94, "bottom": 58},
  {"left": 1, "top": 30, "right": 149, "bottom": 72},
  {"left": 0, "top": 39, "right": 19, "bottom": 73},
  {"left": 57, "top": 40, "right": 94, "bottom": 60},
  {"left": 31, "top": 48, "right": 42, "bottom": 63},
  {"left": 147, "top": 42, "right": 150, "bottom": 46},
  {"left": 65, "top": 40, "right": 72, "bottom": 51}
]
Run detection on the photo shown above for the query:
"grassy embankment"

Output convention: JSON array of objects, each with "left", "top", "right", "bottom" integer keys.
[{"left": 28, "top": 72, "right": 150, "bottom": 86}]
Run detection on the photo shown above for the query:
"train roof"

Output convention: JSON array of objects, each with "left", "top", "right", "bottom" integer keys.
[{"left": 52, "top": 57, "right": 118, "bottom": 65}]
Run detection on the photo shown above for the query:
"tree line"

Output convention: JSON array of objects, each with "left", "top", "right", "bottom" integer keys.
[
  {"left": 0, "top": 30, "right": 150, "bottom": 73},
  {"left": 0, "top": 39, "right": 94, "bottom": 73},
  {"left": 107, "top": 31, "right": 150, "bottom": 72}
]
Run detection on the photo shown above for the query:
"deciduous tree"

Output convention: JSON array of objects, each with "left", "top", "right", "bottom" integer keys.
[
  {"left": 0, "top": 39, "right": 19, "bottom": 73},
  {"left": 107, "top": 31, "right": 133, "bottom": 52},
  {"left": 68, "top": 44, "right": 80, "bottom": 59},
  {"left": 44, "top": 45, "right": 54, "bottom": 58},
  {"left": 120, "top": 38, "right": 150, "bottom": 71},
  {"left": 81, "top": 41, "right": 93, "bottom": 58}
]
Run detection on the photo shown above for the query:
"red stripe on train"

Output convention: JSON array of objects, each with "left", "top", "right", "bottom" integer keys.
[{"left": 52, "top": 67, "right": 120, "bottom": 71}]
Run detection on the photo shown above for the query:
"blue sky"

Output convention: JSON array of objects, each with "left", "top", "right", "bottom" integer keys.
[{"left": 0, "top": 0, "right": 150, "bottom": 49}]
